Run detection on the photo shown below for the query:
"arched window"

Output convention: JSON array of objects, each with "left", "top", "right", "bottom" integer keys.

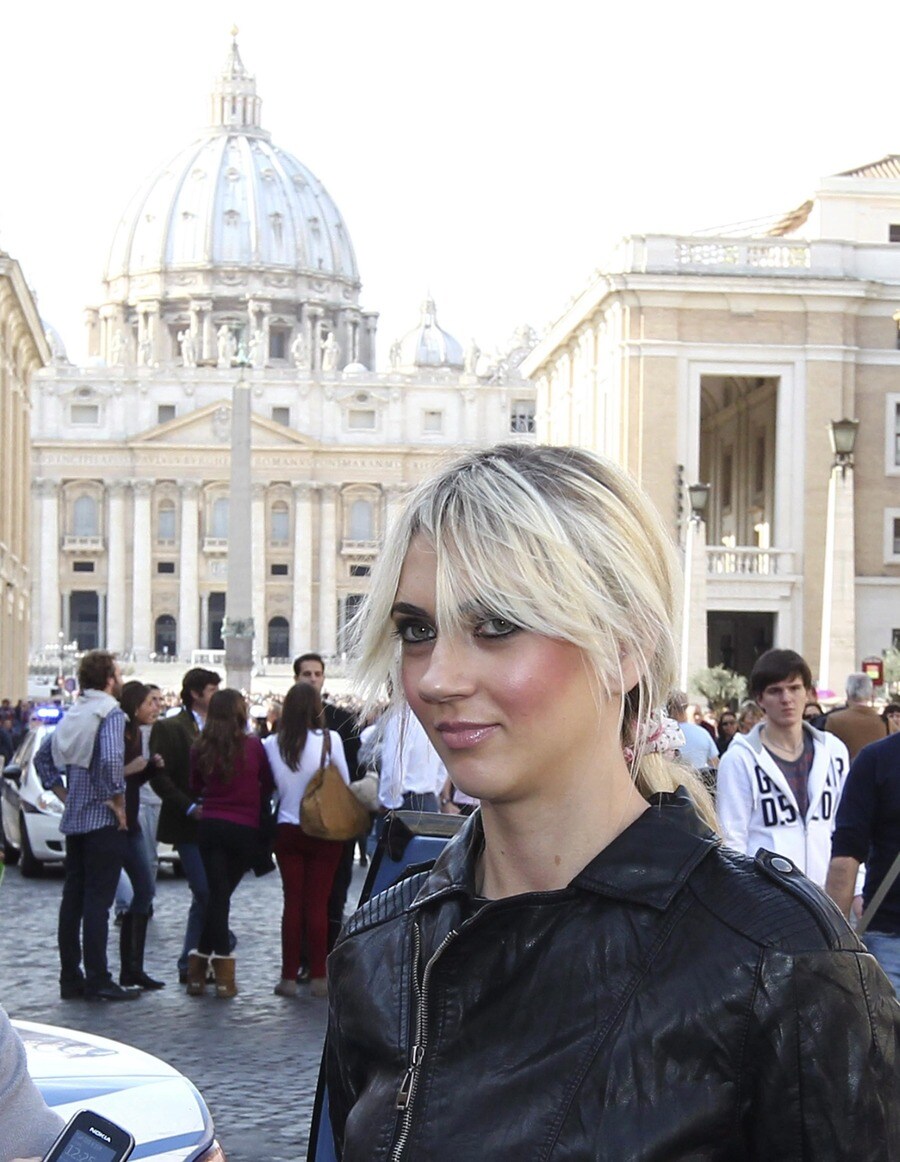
[
  {"left": 155, "top": 615, "right": 177, "bottom": 656},
  {"left": 267, "top": 616, "right": 290, "bottom": 659},
  {"left": 349, "top": 499, "right": 374, "bottom": 541},
  {"left": 211, "top": 497, "right": 229, "bottom": 539},
  {"left": 270, "top": 502, "right": 289, "bottom": 544},
  {"left": 72, "top": 495, "right": 99, "bottom": 536},
  {"left": 157, "top": 501, "right": 176, "bottom": 542}
]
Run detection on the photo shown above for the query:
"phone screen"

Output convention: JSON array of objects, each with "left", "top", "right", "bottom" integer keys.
[{"left": 59, "top": 1129, "right": 119, "bottom": 1162}]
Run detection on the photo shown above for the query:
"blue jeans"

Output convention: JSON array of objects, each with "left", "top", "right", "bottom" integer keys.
[
  {"left": 115, "top": 802, "right": 160, "bottom": 913},
  {"left": 863, "top": 931, "right": 900, "bottom": 995},
  {"left": 175, "top": 841, "right": 209, "bottom": 974},
  {"left": 120, "top": 833, "right": 155, "bottom": 915},
  {"left": 401, "top": 792, "right": 439, "bottom": 813}
]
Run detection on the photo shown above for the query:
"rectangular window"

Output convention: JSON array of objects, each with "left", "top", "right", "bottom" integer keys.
[
  {"left": 71, "top": 404, "right": 99, "bottom": 424},
  {"left": 510, "top": 399, "right": 536, "bottom": 434},
  {"left": 269, "top": 329, "right": 288, "bottom": 360},
  {"left": 885, "top": 509, "right": 900, "bottom": 561},
  {"left": 890, "top": 225, "right": 900, "bottom": 243},
  {"left": 347, "top": 409, "right": 376, "bottom": 431},
  {"left": 893, "top": 629, "right": 900, "bottom": 650},
  {"left": 157, "top": 405, "right": 176, "bottom": 425},
  {"left": 72, "top": 561, "right": 94, "bottom": 573},
  {"left": 423, "top": 410, "right": 443, "bottom": 434},
  {"left": 270, "top": 563, "right": 289, "bottom": 576},
  {"left": 157, "top": 561, "right": 176, "bottom": 574},
  {"left": 895, "top": 402, "right": 900, "bottom": 467},
  {"left": 350, "top": 564, "right": 370, "bottom": 577},
  {"left": 271, "top": 406, "right": 290, "bottom": 426}
]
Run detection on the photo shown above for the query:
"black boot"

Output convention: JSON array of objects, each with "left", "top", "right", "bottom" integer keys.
[{"left": 120, "top": 911, "right": 166, "bottom": 990}]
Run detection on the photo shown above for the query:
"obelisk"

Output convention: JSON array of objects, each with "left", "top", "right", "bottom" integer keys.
[{"left": 223, "top": 364, "right": 254, "bottom": 691}]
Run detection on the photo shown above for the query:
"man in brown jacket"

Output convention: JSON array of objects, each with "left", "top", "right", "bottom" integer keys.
[{"left": 825, "top": 673, "right": 887, "bottom": 761}]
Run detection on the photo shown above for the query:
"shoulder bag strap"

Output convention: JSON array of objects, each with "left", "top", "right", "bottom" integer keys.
[{"left": 318, "top": 728, "right": 332, "bottom": 771}]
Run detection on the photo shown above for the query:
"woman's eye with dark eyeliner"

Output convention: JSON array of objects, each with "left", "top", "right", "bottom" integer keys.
[
  {"left": 477, "top": 617, "right": 518, "bottom": 638},
  {"left": 396, "top": 620, "right": 435, "bottom": 643}
]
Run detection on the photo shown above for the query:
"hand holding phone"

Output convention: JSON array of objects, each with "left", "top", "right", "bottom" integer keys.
[{"left": 41, "top": 1109, "right": 134, "bottom": 1162}]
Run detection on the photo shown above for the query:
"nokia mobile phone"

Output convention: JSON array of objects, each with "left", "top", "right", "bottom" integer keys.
[{"left": 41, "top": 1108, "right": 135, "bottom": 1162}]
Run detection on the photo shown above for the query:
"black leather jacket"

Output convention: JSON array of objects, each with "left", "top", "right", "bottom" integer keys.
[{"left": 326, "top": 792, "right": 900, "bottom": 1160}]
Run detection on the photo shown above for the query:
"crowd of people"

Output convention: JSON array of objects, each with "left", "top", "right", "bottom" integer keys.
[{"left": 4, "top": 440, "right": 900, "bottom": 1157}]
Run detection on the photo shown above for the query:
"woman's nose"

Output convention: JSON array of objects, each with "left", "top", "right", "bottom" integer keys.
[{"left": 417, "top": 637, "right": 476, "bottom": 703}]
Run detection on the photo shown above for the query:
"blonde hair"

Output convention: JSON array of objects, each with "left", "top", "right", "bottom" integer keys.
[{"left": 352, "top": 444, "right": 716, "bottom": 829}]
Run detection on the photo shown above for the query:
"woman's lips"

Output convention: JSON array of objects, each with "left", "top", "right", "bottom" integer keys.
[{"left": 435, "top": 722, "right": 500, "bottom": 750}]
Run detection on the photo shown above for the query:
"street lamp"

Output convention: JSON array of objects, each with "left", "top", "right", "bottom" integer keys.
[
  {"left": 828, "top": 418, "right": 859, "bottom": 473},
  {"left": 819, "top": 417, "right": 859, "bottom": 692},
  {"left": 680, "top": 482, "right": 711, "bottom": 690},
  {"left": 687, "top": 482, "right": 711, "bottom": 522}
]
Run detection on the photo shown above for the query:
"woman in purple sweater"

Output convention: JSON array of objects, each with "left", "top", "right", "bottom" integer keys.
[{"left": 188, "top": 688, "right": 273, "bottom": 998}]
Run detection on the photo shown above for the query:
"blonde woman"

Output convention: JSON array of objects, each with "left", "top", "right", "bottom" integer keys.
[{"left": 325, "top": 444, "right": 899, "bottom": 1160}]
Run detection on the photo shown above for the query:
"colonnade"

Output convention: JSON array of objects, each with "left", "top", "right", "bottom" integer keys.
[{"left": 30, "top": 476, "right": 403, "bottom": 662}]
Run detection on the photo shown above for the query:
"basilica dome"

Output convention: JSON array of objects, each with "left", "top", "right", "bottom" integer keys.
[
  {"left": 393, "top": 297, "right": 464, "bottom": 370},
  {"left": 104, "top": 39, "right": 358, "bottom": 292}
]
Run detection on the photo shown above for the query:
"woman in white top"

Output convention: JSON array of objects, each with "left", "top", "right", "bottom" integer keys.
[{"left": 263, "top": 683, "right": 349, "bottom": 998}]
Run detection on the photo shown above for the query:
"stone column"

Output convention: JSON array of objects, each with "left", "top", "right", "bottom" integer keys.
[
  {"left": 61, "top": 590, "right": 71, "bottom": 642},
  {"left": 317, "top": 485, "right": 338, "bottom": 656},
  {"left": 131, "top": 480, "right": 153, "bottom": 661},
  {"left": 106, "top": 482, "right": 127, "bottom": 653},
  {"left": 292, "top": 482, "right": 313, "bottom": 654},
  {"left": 679, "top": 515, "right": 708, "bottom": 694},
  {"left": 36, "top": 480, "right": 61, "bottom": 650},
  {"left": 200, "top": 593, "right": 210, "bottom": 651},
  {"left": 383, "top": 484, "right": 409, "bottom": 536},
  {"left": 97, "top": 592, "right": 107, "bottom": 649},
  {"left": 252, "top": 484, "right": 266, "bottom": 659},
  {"left": 194, "top": 299, "right": 214, "bottom": 363},
  {"left": 178, "top": 482, "right": 200, "bottom": 658},
  {"left": 819, "top": 464, "right": 857, "bottom": 694}
]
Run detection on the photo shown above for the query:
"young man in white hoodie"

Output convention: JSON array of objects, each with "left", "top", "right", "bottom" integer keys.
[{"left": 716, "top": 648, "right": 849, "bottom": 888}]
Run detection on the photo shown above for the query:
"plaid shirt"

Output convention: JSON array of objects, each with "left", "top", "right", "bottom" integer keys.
[{"left": 35, "top": 708, "right": 126, "bottom": 835}]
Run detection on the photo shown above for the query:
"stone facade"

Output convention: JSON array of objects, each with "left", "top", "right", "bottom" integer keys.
[
  {"left": 30, "top": 42, "right": 535, "bottom": 669},
  {"left": 523, "top": 161, "right": 900, "bottom": 687},
  {"left": 0, "top": 250, "right": 49, "bottom": 695}
]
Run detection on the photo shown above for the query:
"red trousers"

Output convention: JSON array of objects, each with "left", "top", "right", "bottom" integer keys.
[{"left": 274, "top": 823, "right": 343, "bottom": 980}]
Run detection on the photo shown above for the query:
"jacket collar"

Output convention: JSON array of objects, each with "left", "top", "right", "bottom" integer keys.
[{"left": 413, "top": 789, "right": 718, "bottom": 913}]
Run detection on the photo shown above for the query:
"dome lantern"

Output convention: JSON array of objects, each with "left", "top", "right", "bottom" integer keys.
[{"left": 210, "top": 31, "right": 264, "bottom": 134}]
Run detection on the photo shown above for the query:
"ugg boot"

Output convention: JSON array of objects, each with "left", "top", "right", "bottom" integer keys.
[
  {"left": 211, "top": 954, "right": 237, "bottom": 999},
  {"left": 120, "top": 912, "right": 165, "bottom": 990},
  {"left": 186, "top": 950, "right": 209, "bottom": 996}
]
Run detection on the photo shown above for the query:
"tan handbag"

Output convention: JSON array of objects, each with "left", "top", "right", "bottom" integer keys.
[{"left": 300, "top": 731, "right": 370, "bottom": 841}]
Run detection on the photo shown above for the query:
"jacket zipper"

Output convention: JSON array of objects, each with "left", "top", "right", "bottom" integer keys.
[{"left": 390, "top": 920, "right": 457, "bottom": 1162}]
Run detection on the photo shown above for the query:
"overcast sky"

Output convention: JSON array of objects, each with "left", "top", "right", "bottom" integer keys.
[{"left": 2, "top": 0, "right": 897, "bottom": 366}]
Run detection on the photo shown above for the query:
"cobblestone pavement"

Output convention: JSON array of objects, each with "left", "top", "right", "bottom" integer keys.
[{"left": 0, "top": 854, "right": 370, "bottom": 1161}]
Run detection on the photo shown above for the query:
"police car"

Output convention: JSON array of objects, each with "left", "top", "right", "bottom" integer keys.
[
  {"left": 16, "top": 1017, "right": 225, "bottom": 1160},
  {"left": 0, "top": 707, "right": 68, "bottom": 875},
  {"left": 0, "top": 707, "right": 179, "bottom": 876}
]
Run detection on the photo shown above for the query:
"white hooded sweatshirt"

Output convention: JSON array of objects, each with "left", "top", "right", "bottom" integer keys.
[{"left": 716, "top": 721, "right": 850, "bottom": 888}]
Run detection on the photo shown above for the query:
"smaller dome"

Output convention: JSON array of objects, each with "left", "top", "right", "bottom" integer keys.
[
  {"left": 393, "top": 297, "right": 464, "bottom": 370},
  {"left": 342, "top": 361, "right": 368, "bottom": 376},
  {"left": 42, "top": 320, "right": 70, "bottom": 364}
]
